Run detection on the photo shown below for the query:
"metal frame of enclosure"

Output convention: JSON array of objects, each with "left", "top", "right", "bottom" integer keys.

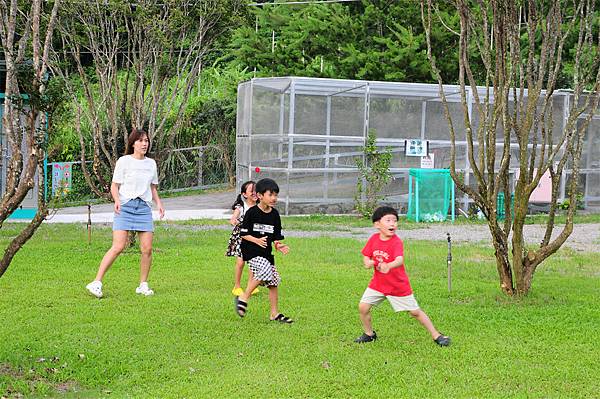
[
  {"left": 236, "top": 77, "right": 600, "bottom": 215},
  {"left": 0, "top": 94, "right": 42, "bottom": 219}
]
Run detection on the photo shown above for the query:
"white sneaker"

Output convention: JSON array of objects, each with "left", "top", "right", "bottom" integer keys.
[
  {"left": 86, "top": 281, "right": 103, "bottom": 298},
  {"left": 135, "top": 282, "right": 154, "bottom": 296}
]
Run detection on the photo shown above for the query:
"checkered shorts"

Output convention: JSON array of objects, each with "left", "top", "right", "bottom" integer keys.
[{"left": 248, "top": 256, "right": 281, "bottom": 287}]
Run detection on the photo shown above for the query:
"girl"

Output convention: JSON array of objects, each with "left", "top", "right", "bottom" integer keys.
[
  {"left": 86, "top": 129, "right": 165, "bottom": 298},
  {"left": 226, "top": 181, "right": 257, "bottom": 296}
]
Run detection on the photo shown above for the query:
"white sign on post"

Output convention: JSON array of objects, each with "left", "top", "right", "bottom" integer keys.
[
  {"left": 420, "top": 153, "right": 434, "bottom": 169},
  {"left": 405, "top": 139, "right": 428, "bottom": 157}
]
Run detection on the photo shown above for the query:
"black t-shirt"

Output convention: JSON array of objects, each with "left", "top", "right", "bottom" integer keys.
[{"left": 240, "top": 205, "right": 284, "bottom": 264}]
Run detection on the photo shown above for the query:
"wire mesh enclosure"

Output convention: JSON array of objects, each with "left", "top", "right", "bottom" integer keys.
[
  {"left": 158, "top": 146, "right": 231, "bottom": 191},
  {"left": 407, "top": 169, "right": 455, "bottom": 222},
  {"left": 1, "top": 99, "right": 39, "bottom": 218},
  {"left": 236, "top": 77, "right": 600, "bottom": 215}
]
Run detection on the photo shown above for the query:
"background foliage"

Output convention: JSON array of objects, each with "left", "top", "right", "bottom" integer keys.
[{"left": 46, "top": 0, "right": 587, "bottom": 198}]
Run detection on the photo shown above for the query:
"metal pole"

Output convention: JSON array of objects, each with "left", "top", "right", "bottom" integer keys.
[
  {"left": 324, "top": 96, "right": 331, "bottom": 199},
  {"left": 447, "top": 233, "right": 452, "bottom": 292},
  {"left": 286, "top": 80, "right": 296, "bottom": 216},
  {"left": 415, "top": 178, "right": 420, "bottom": 222},
  {"left": 87, "top": 203, "right": 92, "bottom": 245},
  {"left": 197, "top": 149, "right": 204, "bottom": 187}
]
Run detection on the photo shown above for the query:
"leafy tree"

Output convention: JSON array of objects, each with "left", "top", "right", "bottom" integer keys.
[
  {"left": 230, "top": 0, "right": 460, "bottom": 83},
  {"left": 183, "top": 64, "right": 252, "bottom": 186},
  {"left": 230, "top": 3, "right": 346, "bottom": 77},
  {"left": 421, "top": 0, "right": 600, "bottom": 296},
  {"left": 50, "top": 0, "right": 244, "bottom": 199},
  {"left": 355, "top": 129, "right": 392, "bottom": 218},
  {"left": 0, "top": 0, "right": 62, "bottom": 278}
]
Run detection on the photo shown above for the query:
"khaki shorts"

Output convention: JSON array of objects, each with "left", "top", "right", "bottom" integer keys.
[{"left": 360, "top": 287, "right": 420, "bottom": 312}]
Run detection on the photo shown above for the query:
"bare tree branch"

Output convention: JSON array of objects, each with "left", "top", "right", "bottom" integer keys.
[
  {"left": 421, "top": 0, "right": 600, "bottom": 295},
  {"left": 50, "top": 0, "right": 238, "bottom": 199},
  {"left": 0, "top": 0, "right": 61, "bottom": 277}
]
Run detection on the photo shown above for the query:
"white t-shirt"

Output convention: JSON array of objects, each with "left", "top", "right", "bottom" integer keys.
[
  {"left": 112, "top": 155, "right": 159, "bottom": 206},
  {"left": 242, "top": 198, "right": 252, "bottom": 215}
]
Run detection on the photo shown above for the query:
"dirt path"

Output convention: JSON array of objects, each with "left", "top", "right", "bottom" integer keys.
[{"left": 168, "top": 222, "right": 600, "bottom": 253}]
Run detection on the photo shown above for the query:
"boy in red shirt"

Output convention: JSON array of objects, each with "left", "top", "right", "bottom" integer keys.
[{"left": 355, "top": 206, "right": 451, "bottom": 346}]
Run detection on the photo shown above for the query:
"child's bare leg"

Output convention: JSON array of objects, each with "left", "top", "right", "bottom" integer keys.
[
  {"left": 233, "top": 256, "right": 244, "bottom": 289},
  {"left": 239, "top": 278, "right": 261, "bottom": 303},
  {"left": 268, "top": 286, "right": 278, "bottom": 318},
  {"left": 409, "top": 309, "right": 441, "bottom": 339},
  {"left": 358, "top": 302, "right": 375, "bottom": 336}
]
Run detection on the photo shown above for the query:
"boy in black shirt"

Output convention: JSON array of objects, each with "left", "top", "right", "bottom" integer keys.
[{"left": 235, "top": 178, "right": 293, "bottom": 323}]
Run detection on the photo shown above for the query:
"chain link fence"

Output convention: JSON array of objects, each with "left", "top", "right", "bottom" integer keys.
[{"left": 46, "top": 145, "right": 231, "bottom": 204}]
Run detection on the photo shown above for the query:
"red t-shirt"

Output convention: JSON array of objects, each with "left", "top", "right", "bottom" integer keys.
[{"left": 361, "top": 233, "right": 412, "bottom": 297}]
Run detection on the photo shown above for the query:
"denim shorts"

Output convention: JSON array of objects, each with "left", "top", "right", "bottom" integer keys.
[{"left": 113, "top": 198, "right": 154, "bottom": 232}]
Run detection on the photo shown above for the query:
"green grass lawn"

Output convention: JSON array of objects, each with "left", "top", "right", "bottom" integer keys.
[{"left": 0, "top": 222, "right": 599, "bottom": 398}]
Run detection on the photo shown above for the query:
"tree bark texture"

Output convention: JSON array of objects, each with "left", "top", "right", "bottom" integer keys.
[
  {"left": 0, "top": 0, "right": 60, "bottom": 278},
  {"left": 421, "top": 0, "right": 600, "bottom": 295},
  {"left": 50, "top": 0, "right": 238, "bottom": 197}
]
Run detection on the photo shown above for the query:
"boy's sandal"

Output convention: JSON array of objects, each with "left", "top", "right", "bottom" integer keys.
[
  {"left": 234, "top": 297, "right": 247, "bottom": 318},
  {"left": 434, "top": 334, "right": 451, "bottom": 347},
  {"left": 270, "top": 313, "right": 294, "bottom": 324}
]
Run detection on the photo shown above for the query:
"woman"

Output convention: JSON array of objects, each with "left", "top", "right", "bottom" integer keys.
[{"left": 86, "top": 129, "right": 165, "bottom": 298}]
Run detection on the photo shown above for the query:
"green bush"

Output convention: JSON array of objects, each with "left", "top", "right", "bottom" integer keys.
[{"left": 355, "top": 129, "right": 392, "bottom": 218}]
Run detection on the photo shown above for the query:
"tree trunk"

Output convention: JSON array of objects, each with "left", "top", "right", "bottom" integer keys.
[
  {"left": 0, "top": 208, "right": 48, "bottom": 278},
  {"left": 511, "top": 182, "right": 529, "bottom": 296},
  {"left": 421, "top": 0, "right": 600, "bottom": 296},
  {"left": 51, "top": 1, "right": 234, "bottom": 199},
  {"left": 221, "top": 142, "right": 236, "bottom": 187},
  {"left": 490, "top": 227, "right": 514, "bottom": 295},
  {"left": 0, "top": 0, "right": 61, "bottom": 278}
]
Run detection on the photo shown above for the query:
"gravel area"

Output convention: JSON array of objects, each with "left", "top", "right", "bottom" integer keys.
[
  {"left": 61, "top": 190, "right": 600, "bottom": 252},
  {"left": 164, "top": 222, "right": 600, "bottom": 253},
  {"left": 389, "top": 223, "right": 600, "bottom": 253}
]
